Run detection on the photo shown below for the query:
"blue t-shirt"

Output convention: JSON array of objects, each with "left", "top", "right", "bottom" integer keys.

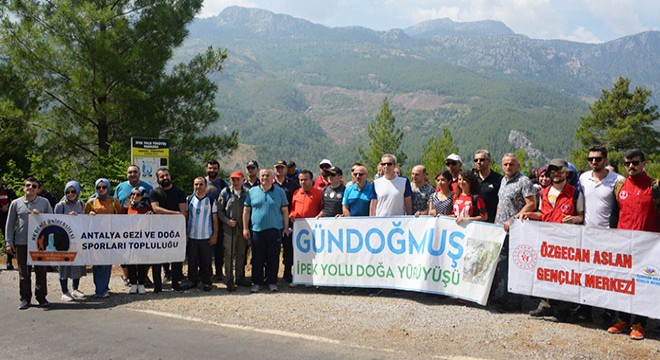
[
  {"left": 342, "top": 182, "right": 375, "bottom": 216},
  {"left": 114, "top": 180, "right": 153, "bottom": 207},
  {"left": 244, "top": 185, "right": 289, "bottom": 231}
]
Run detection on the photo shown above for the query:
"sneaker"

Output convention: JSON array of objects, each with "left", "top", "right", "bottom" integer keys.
[
  {"left": 203, "top": 284, "right": 213, "bottom": 292},
  {"left": 250, "top": 284, "right": 261, "bottom": 293},
  {"left": 630, "top": 323, "right": 645, "bottom": 340},
  {"left": 18, "top": 300, "right": 30, "bottom": 310},
  {"left": 71, "top": 290, "right": 86, "bottom": 300},
  {"left": 128, "top": 285, "right": 138, "bottom": 294},
  {"left": 61, "top": 292, "right": 74, "bottom": 302},
  {"left": 137, "top": 285, "right": 146, "bottom": 294},
  {"left": 37, "top": 299, "right": 50, "bottom": 308},
  {"left": 153, "top": 285, "right": 162, "bottom": 294},
  {"left": 95, "top": 291, "right": 110, "bottom": 299},
  {"left": 607, "top": 319, "right": 630, "bottom": 334},
  {"left": 269, "top": 284, "right": 279, "bottom": 292},
  {"left": 529, "top": 305, "right": 554, "bottom": 318}
]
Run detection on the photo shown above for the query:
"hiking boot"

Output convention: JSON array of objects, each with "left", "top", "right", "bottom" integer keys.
[
  {"left": 607, "top": 319, "right": 630, "bottom": 334},
  {"left": 630, "top": 323, "right": 644, "bottom": 340}
]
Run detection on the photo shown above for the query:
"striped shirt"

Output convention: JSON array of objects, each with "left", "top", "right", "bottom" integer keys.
[{"left": 187, "top": 195, "right": 217, "bottom": 240}]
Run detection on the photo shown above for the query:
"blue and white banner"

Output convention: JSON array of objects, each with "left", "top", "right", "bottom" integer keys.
[
  {"left": 509, "top": 220, "right": 660, "bottom": 318},
  {"left": 27, "top": 214, "right": 186, "bottom": 265},
  {"left": 293, "top": 216, "right": 506, "bottom": 305}
]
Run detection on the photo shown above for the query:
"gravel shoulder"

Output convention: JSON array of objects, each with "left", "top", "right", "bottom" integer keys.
[{"left": 0, "top": 264, "right": 658, "bottom": 359}]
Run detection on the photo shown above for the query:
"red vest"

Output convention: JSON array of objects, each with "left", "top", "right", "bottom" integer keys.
[
  {"left": 540, "top": 184, "right": 576, "bottom": 223},
  {"left": 617, "top": 173, "right": 660, "bottom": 232}
]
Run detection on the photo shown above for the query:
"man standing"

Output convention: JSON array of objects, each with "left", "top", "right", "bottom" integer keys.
[
  {"left": 243, "top": 169, "right": 290, "bottom": 292},
  {"left": 219, "top": 171, "right": 249, "bottom": 290},
  {"left": 410, "top": 165, "right": 435, "bottom": 216},
  {"left": 114, "top": 165, "right": 153, "bottom": 207},
  {"left": 607, "top": 149, "right": 659, "bottom": 340},
  {"left": 314, "top": 159, "right": 333, "bottom": 190},
  {"left": 286, "top": 161, "right": 301, "bottom": 183},
  {"left": 523, "top": 159, "right": 584, "bottom": 321},
  {"left": 1, "top": 180, "right": 17, "bottom": 270},
  {"left": 343, "top": 165, "right": 373, "bottom": 217},
  {"left": 244, "top": 160, "right": 260, "bottom": 189},
  {"left": 370, "top": 154, "right": 412, "bottom": 216},
  {"left": 491, "top": 153, "right": 537, "bottom": 311},
  {"left": 288, "top": 170, "right": 323, "bottom": 283},
  {"left": 186, "top": 177, "right": 218, "bottom": 292},
  {"left": 5, "top": 177, "right": 53, "bottom": 309},
  {"left": 204, "top": 159, "right": 228, "bottom": 282},
  {"left": 445, "top": 154, "right": 463, "bottom": 193},
  {"left": 274, "top": 160, "right": 299, "bottom": 284},
  {"left": 474, "top": 150, "right": 502, "bottom": 223},
  {"left": 149, "top": 167, "right": 188, "bottom": 292},
  {"left": 319, "top": 167, "right": 346, "bottom": 218}
]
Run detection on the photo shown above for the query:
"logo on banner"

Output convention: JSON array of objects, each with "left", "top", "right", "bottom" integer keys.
[
  {"left": 29, "top": 218, "right": 78, "bottom": 263},
  {"left": 512, "top": 244, "right": 537, "bottom": 270},
  {"left": 636, "top": 265, "right": 660, "bottom": 287}
]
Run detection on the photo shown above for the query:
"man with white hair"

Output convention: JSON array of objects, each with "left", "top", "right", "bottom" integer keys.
[{"left": 370, "top": 154, "right": 412, "bottom": 216}]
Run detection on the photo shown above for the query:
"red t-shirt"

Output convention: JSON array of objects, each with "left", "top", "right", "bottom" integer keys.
[
  {"left": 452, "top": 194, "right": 487, "bottom": 219},
  {"left": 290, "top": 187, "right": 323, "bottom": 219}
]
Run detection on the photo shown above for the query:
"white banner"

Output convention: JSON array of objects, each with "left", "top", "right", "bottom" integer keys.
[
  {"left": 509, "top": 220, "right": 660, "bottom": 318},
  {"left": 293, "top": 216, "right": 506, "bottom": 305},
  {"left": 27, "top": 214, "right": 186, "bottom": 265}
]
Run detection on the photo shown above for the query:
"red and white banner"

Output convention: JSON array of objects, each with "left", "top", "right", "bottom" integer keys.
[{"left": 509, "top": 220, "right": 660, "bottom": 318}]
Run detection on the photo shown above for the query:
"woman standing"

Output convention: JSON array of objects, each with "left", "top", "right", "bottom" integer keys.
[
  {"left": 54, "top": 181, "right": 87, "bottom": 302},
  {"left": 84, "top": 178, "right": 121, "bottom": 298},
  {"left": 124, "top": 186, "right": 152, "bottom": 294},
  {"left": 428, "top": 171, "right": 454, "bottom": 216},
  {"left": 452, "top": 171, "right": 487, "bottom": 224}
]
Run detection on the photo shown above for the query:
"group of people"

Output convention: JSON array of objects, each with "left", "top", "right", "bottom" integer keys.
[{"left": 3, "top": 147, "right": 658, "bottom": 340}]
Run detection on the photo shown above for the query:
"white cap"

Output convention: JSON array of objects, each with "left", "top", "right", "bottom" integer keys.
[
  {"left": 445, "top": 153, "right": 462, "bottom": 163},
  {"left": 319, "top": 159, "right": 333, "bottom": 166}
]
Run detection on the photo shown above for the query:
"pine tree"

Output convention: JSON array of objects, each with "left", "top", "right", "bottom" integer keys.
[
  {"left": 418, "top": 127, "right": 458, "bottom": 180},
  {"left": 358, "top": 98, "right": 407, "bottom": 176}
]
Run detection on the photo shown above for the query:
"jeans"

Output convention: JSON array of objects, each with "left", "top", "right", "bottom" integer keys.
[{"left": 92, "top": 265, "right": 112, "bottom": 296}]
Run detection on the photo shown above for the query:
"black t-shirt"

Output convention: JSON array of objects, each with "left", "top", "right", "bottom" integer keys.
[
  {"left": 150, "top": 186, "right": 187, "bottom": 212},
  {"left": 479, "top": 170, "right": 503, "bottom": 223},
  {"left": 275, "top": 178, "right": 300, "bottom": 211},
  {"left": 322, "top": 184, "right": 346, "bottom": 217}
]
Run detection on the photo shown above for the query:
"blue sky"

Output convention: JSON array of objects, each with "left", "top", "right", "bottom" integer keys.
[{"left": 200, "top": 0, "right": 660, "bottom": 43}]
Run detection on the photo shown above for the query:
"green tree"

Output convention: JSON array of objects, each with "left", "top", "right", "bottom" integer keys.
[
  {"left": 358, "top": 97, "right": 407, "bottom": 175},
  {"left": 0, "top": 0, "right": 238, "bottom": 191},
  {"left": 418, "top": 127, "right": 458, "bottom": 180},
  {"left": 515, "top": 148, "right": 534, "bottom": 177},
  {"left": 573, "top": 77, "right": 659, "bottom": 171}
]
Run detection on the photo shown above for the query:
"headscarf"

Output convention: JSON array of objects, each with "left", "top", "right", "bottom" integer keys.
[
  {"left": 130, "top": 186, "right": 150, "bottom": 209},
  {"left": 61, "top": 180, "right": 81, "bottom": 205},
  {"left": 94, "top": 178, "right": 111, "bottom": 200},
  {"left": 536, "top": 166, "right": 548, "bottom": 180}
]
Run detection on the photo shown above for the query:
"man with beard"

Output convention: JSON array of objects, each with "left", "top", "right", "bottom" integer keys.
[
  {"left": 204, "top": 159, "right": 228, "bottom": 282},
  {"left": 149, "top": 167, "right": 188, "bottom": 292}
]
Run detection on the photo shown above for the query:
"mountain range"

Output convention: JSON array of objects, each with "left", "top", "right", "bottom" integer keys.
[{"left": 178, "top": 6, "right": 660, "bottom": 171}]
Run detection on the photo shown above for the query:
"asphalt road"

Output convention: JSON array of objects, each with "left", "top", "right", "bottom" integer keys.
[{"left": 0, "top": 279, "right": 392, "bottom": 360}]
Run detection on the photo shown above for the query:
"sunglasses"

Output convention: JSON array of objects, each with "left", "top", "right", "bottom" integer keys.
[
  {"left": 24, "top": 184, "right": 38, "bottom": 189},
  {"left": 624, "top": 160, "right": 641, "bottom": 167},
  {"left": 96, "top": 185, "right": 108, "bottom": 190},
  {"left": 320, "top": 164, "right": 331, "bottom": 169},
  {"left": 353, "top": 172, "right": 365, "bottom": 177},
  {"left": 473, "top": 158, "right": 488, "bottom": 163},
  {"left": 130, "top": 192, "right": 142, "bottom": 197},
  {"left": 587, "top": 156, "right": 603, "bottom": 163},
  {"left": 65, "top": 190, "right": 77, "bottom": 195},
  {"left": 445, "top": 161, "right": 458, "bottom": 166},
  {"left": 380, "top": 162, "right": 394, "bottom": 166},
  {"left": 127, "top": 170, "right": 138, "bottom": 174}
]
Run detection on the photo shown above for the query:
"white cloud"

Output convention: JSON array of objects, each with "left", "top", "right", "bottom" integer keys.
[{"left": 561, "top": 26, "right": 601, "bottom": 43}]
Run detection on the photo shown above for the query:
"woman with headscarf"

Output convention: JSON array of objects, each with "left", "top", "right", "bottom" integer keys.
[
  {"left": 84, "top": 178, "right": 121, "bottom": 299},
  {"left": 53, "top": 181, "right": 87, "bottom": 302},
  {"left": 124, "top": 186, "right": 152, "bottom": 294}
]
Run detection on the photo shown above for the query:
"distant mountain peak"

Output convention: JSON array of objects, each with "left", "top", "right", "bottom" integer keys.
[
  {"left": 404, "top": 17, "right": 514, "bottom": 38},
  {"left": 211, "top": 6, "right": 328, "bottom": 37}
]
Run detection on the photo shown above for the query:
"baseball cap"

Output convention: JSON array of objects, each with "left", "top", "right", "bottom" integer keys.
[
  {"left": 445, "top": 153, "right": 462, "bottom": 163},
  {"left": 274, "top": 160, "right": 287, "bottom": 167},
  {"left": 246, "top": 160, "right": 259, "bottom": 168},
  {"left": 230, "top": 170, "right": 244, "bottom": 179},
  {"left": 319, "top": 159, "right": 332, "bottom": 167},
  {"left": 548, "top": 159, "right": 569, "bottom": 172}
]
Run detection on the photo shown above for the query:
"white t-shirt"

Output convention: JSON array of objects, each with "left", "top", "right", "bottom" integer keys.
[
  {"left": 373, "top": 176, "right": 412, "bottom": 216},
  {"left": 579, "top": 170, "right": 624, "bottom": 228}
]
